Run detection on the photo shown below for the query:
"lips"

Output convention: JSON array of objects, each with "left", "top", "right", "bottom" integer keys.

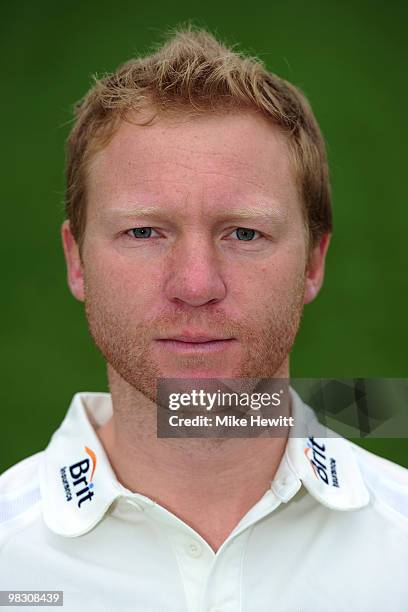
[
  {"left": 161, "top": 335, "right": 231, "bottom": 343},
  {"left": 154, "top": 334, "right": 236, "bottom": 353}
]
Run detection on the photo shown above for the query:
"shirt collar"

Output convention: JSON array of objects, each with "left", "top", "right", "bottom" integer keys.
[
  {"left": 39, "top": 390, "right": 369, "bottom": 538},
  {"left": 273, "top": 388, "right": 370, "bottom": 511},
  {"left": 39, "top": 393, "right": 124, "bottom": 537}
]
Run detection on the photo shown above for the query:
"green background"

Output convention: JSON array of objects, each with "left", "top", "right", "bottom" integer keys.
[{"left": 1, "top": 0, "right": 407, "bottom": 472}]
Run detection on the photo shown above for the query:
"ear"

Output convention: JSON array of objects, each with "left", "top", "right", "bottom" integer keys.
[
  {"left": 61, "top": 220, "right": 85, "bottom": 302},
  {"left": 303, "top": 233, "right": 331, "bottom": 305}
]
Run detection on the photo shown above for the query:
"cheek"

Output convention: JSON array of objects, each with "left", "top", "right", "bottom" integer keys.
[
  {"left": 230, "top": 247, "right": 306, "bottom": 309},
  {"left": 84, "top": 250, "right": 162, "bottom": 318}
]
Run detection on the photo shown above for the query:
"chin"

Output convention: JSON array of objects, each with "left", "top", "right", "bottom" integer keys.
[{"left": 158, "top": 367, "right": 235, "bottom": 380}]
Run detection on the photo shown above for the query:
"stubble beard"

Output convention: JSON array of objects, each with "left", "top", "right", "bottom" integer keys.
[{"left": 84, "top": 275, "right": 306, "bottom": 404}]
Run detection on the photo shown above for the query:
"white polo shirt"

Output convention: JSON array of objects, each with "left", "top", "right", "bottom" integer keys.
[{"left": 0, "top": 390, "right": 407, "bottom": 612}]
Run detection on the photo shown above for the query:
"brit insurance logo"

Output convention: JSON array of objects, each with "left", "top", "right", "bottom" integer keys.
[
  {"left": 59, "top": 446, "right": 97, "bottom": 508},
  {"left": 304, "top": 437, "right": 339, "bottom": 488}
]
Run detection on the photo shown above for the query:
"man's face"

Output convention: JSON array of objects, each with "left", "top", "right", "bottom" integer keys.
[{"left": 63, "top": 110, "right": 328, "bottom": 400}]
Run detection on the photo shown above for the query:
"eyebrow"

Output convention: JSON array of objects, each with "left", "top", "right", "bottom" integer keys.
[
  {"left": 215, "top": 207, "right": 288, "bottom": 223},
  {"left": 104, "top": 205, "right": 288, "bottom": 223}
]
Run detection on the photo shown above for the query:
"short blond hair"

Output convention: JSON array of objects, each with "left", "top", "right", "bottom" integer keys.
[{"left": 65, "top": 25, "right": 332, "bottom": 251}]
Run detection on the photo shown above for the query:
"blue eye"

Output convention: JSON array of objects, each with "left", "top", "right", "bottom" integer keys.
[
  {"left": 130, "top": 227, "right": 153, "bottom": 238},
  {"left": 234, "top": 227, "right": 257, "bottom": 241}
]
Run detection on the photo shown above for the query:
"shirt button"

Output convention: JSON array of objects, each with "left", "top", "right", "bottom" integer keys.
[
  {"left": 186, "top": 540, "right": 203, "bottom": 558},
  {"left": 276, "top": 476, "right": 292, "bottom": 488}
]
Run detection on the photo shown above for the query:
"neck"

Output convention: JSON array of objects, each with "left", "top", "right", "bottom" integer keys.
[{"left": 97, "top": 364, "right": 291, "bottom": 551}]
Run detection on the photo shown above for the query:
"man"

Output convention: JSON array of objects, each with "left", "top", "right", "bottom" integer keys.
[{"left": 0, "top": 26, "right": 406, "bottom": 612}]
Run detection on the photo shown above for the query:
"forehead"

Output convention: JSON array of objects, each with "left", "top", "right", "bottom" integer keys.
[{"left": 86, "top": 110, "right": 301, "bottom": 217}]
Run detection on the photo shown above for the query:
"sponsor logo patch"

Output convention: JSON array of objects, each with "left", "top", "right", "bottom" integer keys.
[
  {"left": 304, "top": 437, "right": 339, "bottom": 487},
  {"left": 59, "top": 446, "right": 97, "bottom": 507}
]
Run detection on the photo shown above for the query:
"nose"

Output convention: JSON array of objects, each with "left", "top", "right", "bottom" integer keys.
[{"left": 163, "top": 235, "right": 227, "bottom": 307}]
